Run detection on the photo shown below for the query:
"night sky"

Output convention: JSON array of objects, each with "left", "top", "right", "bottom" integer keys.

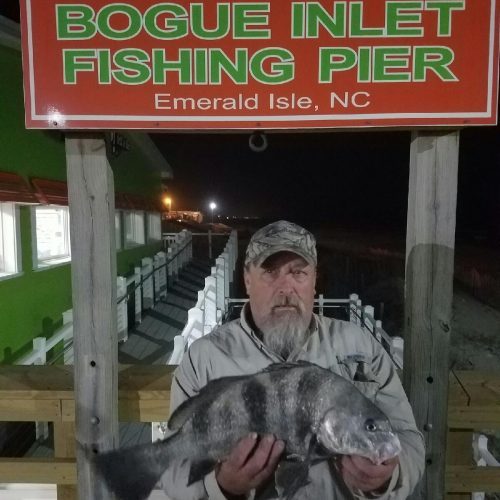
[{"left": 151, "top": 122, "right": 500, "bottom": 243}]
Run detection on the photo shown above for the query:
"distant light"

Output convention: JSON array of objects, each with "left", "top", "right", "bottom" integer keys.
[
  {"left": 163, "top": 196, "right": 172, "bottom": 208},
  {"left": 209, "top": 202, "right": 217, "bottom": 210}
]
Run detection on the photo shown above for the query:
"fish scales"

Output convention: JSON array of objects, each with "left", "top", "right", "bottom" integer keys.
[{"left": 94, "top": 361, "right": 402, "bottom": 500}]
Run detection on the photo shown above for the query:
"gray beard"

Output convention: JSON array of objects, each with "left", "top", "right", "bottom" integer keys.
[{"left": 260, "top": 310, "right": 310, "bottom": 359}]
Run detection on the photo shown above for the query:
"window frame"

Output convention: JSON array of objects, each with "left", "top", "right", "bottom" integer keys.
[
  {"left": 146, "top": 211, "right": 162, "bottom": 242},
  {"left": 0, "top": 202, "right": 22, "bottom": 279},
  {"left": 32, "top": 205, "right": 72, "bottom": 269},
  {"left": 123, "top": 210, "right": 146, "bottom": 248}
]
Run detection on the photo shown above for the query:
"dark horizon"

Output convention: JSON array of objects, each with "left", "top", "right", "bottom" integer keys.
[{"left": 152, "top": 124, "right": 500, "bottom": 246}]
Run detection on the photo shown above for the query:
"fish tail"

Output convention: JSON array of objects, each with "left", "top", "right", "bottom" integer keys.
[{"left": 93, "top": 433, "right": 178, "bottom": 500}]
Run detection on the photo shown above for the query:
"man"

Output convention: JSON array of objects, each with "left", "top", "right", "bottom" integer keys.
[{"left": 162, "top": 220, "right": 425, "bottom": 499}]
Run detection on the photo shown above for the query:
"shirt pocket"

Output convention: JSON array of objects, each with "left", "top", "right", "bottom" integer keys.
[
  {"left": 351, "top": 380, "right": 380, "bottom": 402},
  {"left": 336, "top": 357, "right": 380, "bottom": 402}
]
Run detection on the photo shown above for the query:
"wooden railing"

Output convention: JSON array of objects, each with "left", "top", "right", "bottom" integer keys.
[
  {"left": 0, "top": 366, "right": 498, "bottom": 498},
  {"left": 446, "top": 370, "right": 500, "bottom": 498}
]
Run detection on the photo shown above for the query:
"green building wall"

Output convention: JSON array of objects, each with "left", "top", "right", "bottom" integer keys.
[{"left": 0, "top": 44, "right": 166, "bottom": 364}]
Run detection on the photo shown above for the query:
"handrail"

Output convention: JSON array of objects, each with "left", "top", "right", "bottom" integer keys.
[{"left": 0, "top": 368, "right": 498, "bottom": 495}]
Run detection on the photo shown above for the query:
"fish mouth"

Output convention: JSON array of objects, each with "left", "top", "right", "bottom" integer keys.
[{"left": 370, "top": 434, "right": 402, "bottom": 465}]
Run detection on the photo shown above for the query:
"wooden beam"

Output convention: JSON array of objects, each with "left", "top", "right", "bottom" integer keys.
[
  {"left": 66, "top": 135, "right": 118, "bottom": 499},
  {"left": 446, "top": 466, "right": 500, "bottom": 492},
  {"left": 0, "top": 458, "right": 76, "bottom": 484},
  {"left": 0, "top": 399, "right": 61, "bottom": 421},
  {"left": 404, "top": 130, "right": 460, "bottom": 500}
]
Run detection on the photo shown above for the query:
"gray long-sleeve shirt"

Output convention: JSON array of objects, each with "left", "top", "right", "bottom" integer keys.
[{"left": 161, "top": 306, "right": 425, "bottom": 499}]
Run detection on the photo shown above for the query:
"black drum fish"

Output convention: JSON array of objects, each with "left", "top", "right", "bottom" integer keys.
[{"left": 94, "top": 361, "right": 401, "bottom": 500}]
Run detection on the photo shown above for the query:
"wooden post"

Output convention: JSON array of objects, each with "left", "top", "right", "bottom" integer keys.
[
  {"left": 54, "top": 421, "right": 77, "bottom": 500},
  {"left": 404, "top": 130, "right": 459, "bottom": 500},
  {"left": 66, "top": 135, "right": 118, "bottom": 499}
]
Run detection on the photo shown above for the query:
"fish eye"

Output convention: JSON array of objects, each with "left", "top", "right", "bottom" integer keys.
[{"left": 365, "top": 419, "right": 377, "bottom": 432}]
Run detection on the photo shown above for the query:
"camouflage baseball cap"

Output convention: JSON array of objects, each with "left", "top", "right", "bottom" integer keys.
[{"left": 245, "top": 220, "right": 317, "bottom": 267}]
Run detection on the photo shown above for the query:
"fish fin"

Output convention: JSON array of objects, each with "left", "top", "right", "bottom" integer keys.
[
  {"left": 187, "top": 459, "right": 217, "bottom": 485},
  {"left": 169, "top": 375, "right": 247, "bottom": 430},
  {"left": 275, "top": 461, "right": 311, "bottom": 500},
  {"left": 93, "top": 436, "right": 174, "bottom": 500}
]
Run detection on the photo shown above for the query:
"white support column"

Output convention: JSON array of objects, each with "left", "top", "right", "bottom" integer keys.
[
  {"left": 167, "top": 248, "right": 174, "bottom": 283},
  {"left": 153, "top": 254, "right": 161, "bottom": 303},
  {"left": 33, "top": 337, "right": 49, "bottom": 441},
  {"left": 204, "top": 276, "right": 217, "bottom": 333},
  {"left": 363, "top": 305, "right": 375, "bottom": 335},
  {"left": 349, "top": 294, "right": 359, "bottom": 323},
  {"left": 157, "top": 251, "right": 167, "bottom": 299},
  {"left": 216, "top": 257, "right": 226, "bottom": 314},
  {"left": 62, "top": 309, "right": 74, "bottom": 365},
  {"left": 318, "top": 294, "right": 324, "bottom": 317},
  {"left": 116, "top": 276, "right": 128, "bottom": 342},
  {"left": 66, "top": 134, "right": 118, "bottom": 500},
  {"left": 141, "top": 257, "right": 154, "bottom": 310},
  {"left": 185, "top": 307, "right": 205, "bottom": 347},
  {"left": 134, "top": 266, "right": 142, "bottom": 324},
  {"left": 222, "top": 252, "right": 230, "bottom": 298}
]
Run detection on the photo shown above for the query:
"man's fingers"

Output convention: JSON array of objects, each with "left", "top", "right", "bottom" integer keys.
[
  {"left": 240, "top": 435, "right": 277, "bottom": 477},
  {"left": 228, "top": 433, "right": 258, "bottom": 469},
  {"left": 340, "top": 455, "right": 398, "bottom": 493},
  {"left": 250, "top": 439, "right": 285, "bottom": 485}
]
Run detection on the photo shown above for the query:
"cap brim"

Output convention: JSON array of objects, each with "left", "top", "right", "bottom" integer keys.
[{"left": 251, "top": 245, "right": 316, "bottom": 267}]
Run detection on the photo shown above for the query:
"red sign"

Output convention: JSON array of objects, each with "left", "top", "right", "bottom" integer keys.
[{"left": 20, "top": 0, "right": 499, "bottom": 130}]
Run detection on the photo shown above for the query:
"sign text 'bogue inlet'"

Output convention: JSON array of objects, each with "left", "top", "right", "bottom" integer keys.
[{"left": 20, "top": 0, "right": 499, "bottom": 129}]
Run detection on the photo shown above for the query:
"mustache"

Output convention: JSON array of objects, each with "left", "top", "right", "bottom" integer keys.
[{"left": 271, "top": 295, "right": 303, "bottom": 310}]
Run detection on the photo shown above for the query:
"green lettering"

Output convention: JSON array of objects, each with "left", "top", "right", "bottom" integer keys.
[
  {"left": 97, "top": 4, "right": 142, "bottom": 40},
  {"left": 373, "top": 47, "right": 411, "bottom": 81},
  {"left": 426, "top": 1, "right": 465, "bottom": 36},
  {"left": 358, "top": 47, "right": 371, "bottom": 82},
  {"left": 210, "top": 49, "right": 248, "bottom": 84},
  {"left": 350, "top": 2, "right": 384, "bottom": 36},
  {"left": 191, "top": 3, "right": 230, "bottom": 39},
  {"left": 234, "top": 3, "right": 270, "bottom": 38},
  {"left": 250, "top": 48, "right": 294, "bottom": 84},
  {"left": 414, "top": 47, "right": 457, "bottom": 81},
  {"left": 319, "top": 47, "right": 356, "bottom": 83},
  {"left": 64, "top": 49, "right": 96, "bottom": 83},
  {"left": 194, "top": 49, "right": 208, "bottom": 84},
  {"left": 144, "top": 4, "right": 188, "bottom": 39},
  {"left": 307, "top": 2, "right": 346, "bottom": 38},
  {"left": 112, "top": 49, "right": 150, "bottom": 84},
  {"left": 386, "top": 2, "right": 423, "bottom": 36},
  {"left": 152, "top": 49, "right": 192, "bottom": 84},
  {"left": 291, "top": 2, "right": 305, "bottom": 38},
  {"left": 57, "top": 5, "right": 96, "bottom": 39},
  {"left": 97, "top": 49, "right": 111, "bottom": 84}
]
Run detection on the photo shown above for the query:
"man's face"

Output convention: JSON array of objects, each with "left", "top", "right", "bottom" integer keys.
[{"left": 244, "top": 251, "right": 316, "bottom": 357}]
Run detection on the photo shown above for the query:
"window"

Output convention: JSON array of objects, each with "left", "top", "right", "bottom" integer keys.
[
  {"left": 124, "top": 211, "right": 145, "bottom": 247},
  {"left": 0, "top": 203, "right": 20, "bottom": 277},
  {"left": 34, "top": 206, "right": 71, "bottom": 267},
  {"left": 115, "top": 211, "right": 122, "bottom": 250},
  {"left": 147, "top": 212, "right": 161, "bottom": 242}
]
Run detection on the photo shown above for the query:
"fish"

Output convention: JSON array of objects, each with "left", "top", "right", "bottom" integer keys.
[{"left": 94, "top": 361, "right": 401, "bottom": 500}]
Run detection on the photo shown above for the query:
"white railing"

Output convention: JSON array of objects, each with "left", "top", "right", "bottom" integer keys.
[
  {"left": 165, "top": 230, "right": 238, "bottom": 365},
  {"left": 15, "top": 230, "right": 194, "bottom": 371},
  {"left": 116, "top": 231, "right": 193, "bottom": 341}
]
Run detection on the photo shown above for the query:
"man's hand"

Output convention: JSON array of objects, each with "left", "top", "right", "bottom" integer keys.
[
  {"left": 216, "top": 433, "right": 285, "bottom": 498},
  {"left": 339, "top": 455, "right": 399, "bottom": 494}
]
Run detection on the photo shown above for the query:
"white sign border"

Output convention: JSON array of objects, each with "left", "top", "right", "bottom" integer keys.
[{"left": 26, "top": 0, "right": 498, "bottom": 125}]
